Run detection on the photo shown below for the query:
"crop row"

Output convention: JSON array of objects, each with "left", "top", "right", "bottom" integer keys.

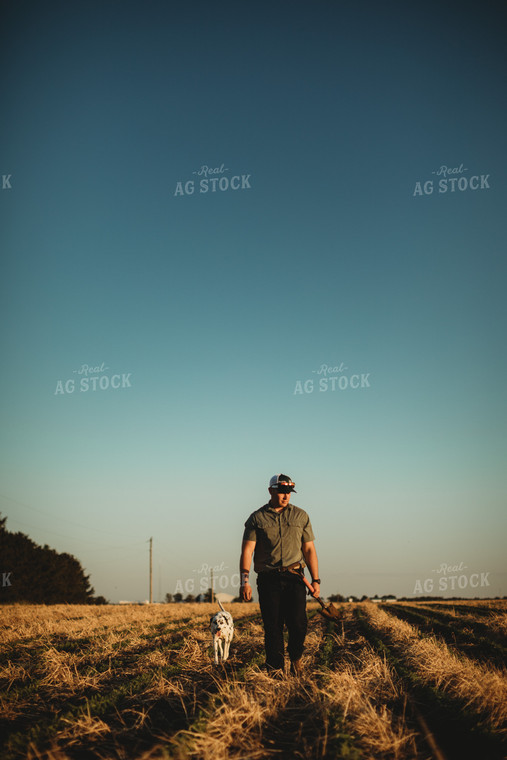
[
  {"left": 418, "top": 600, "right": 507, "bottom": 618},
  {"left": 411, "top": 600, "right": 507, "bottom": 638},
  {"left": 381, "top": 603, "right": 507, "bottom": 667},
  {"left": 357, "top": 603, "right": 507, "bottom": 760},
  {"left": 403, "top": 600, "right": 507, "bottom": 632},
  {"left": 314, "top": 609, "right": 421, "bottom": 759}
]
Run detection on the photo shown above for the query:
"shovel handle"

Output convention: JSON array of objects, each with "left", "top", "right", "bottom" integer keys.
[
  {"left": 299, "top": 574, "right": 341, "bottom": 620},
  {"left": 301, "top": 575, "right": 325, "bottom": 606}
]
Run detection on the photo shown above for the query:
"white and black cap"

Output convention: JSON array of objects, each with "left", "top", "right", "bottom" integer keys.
[{"left": 268, "top": 474, "right": 297, "bottom": 493}]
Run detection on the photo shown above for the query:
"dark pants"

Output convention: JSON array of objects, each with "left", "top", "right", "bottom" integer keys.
[{"left": 257, "top": 572, "right": 308, "bottom": 670}]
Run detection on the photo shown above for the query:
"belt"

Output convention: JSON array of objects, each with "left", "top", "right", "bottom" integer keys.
[
  {"left": 280, "top": 561, "right": 305, "bottom": 573},
  {"left": 260, "top": 561, "right": 305, "bottom": 574}
]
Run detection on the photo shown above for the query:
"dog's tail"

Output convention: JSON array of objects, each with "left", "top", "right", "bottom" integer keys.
[{"left": 218, "top": 599, "right": 226, "bottom": 613}]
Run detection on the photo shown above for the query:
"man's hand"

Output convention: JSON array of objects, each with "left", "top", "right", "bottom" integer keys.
[
  {"left": 302, "top": 541, "right": 320, "bottom": 598},
  {"left": 310, "top": 582, "right": 320, "bottom": 598},
  {"left": 239, "top": 541, "right": 255, "bottom": 602},
  {"left": 240, "top": 582, "right": 252, "bottom": 601}
]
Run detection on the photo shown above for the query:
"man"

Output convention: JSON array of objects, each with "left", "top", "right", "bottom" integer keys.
[{"left": 239, "top": 473, "right": 320, "bottom": 676}]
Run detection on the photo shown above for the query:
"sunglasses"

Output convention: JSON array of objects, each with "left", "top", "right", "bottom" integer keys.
[{"left": 276, "top": 484, "right": 294, "bottom": 494}]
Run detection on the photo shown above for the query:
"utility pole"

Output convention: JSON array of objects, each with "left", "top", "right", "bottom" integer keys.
[
  {"left": 149, "top": 537, "right": 153, "bottom": 603},
  {"left": 210, "top": 567, "right": 214, "bottom": 604}
]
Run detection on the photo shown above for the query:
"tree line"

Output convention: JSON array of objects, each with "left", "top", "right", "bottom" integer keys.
[{"left": 0, "top": 515, "right": 106, "bottom": 604}]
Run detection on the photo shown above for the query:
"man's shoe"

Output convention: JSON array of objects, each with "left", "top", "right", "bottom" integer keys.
[{"left": 290, "top": 659, "right": 302, "bottom": 676}]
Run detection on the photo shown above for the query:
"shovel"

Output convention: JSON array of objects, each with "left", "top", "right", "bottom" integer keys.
[{"left": 297, "top": 573, "right": 341, "bottom": 621}]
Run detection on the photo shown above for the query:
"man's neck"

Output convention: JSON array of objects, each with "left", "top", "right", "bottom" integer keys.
[{"left": 270, "top": 501, "right": 289, "bottom": 513}]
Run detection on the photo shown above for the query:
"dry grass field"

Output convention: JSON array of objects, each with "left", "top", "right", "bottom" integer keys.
[{"left": 0, "top": 600, "right": 506, "bottom": 759}]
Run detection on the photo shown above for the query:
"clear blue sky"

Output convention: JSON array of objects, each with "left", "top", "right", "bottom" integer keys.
[{"left": 1, "top": 0, "right": 506, "bottom": 602}]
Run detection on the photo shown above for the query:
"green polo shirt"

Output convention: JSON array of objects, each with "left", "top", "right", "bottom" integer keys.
[{"left": 243, "top": 503, "right": 315, "bottom": 573}]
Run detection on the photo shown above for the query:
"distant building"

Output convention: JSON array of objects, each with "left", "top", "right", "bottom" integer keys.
[
  {"left": 195, "top": 592, "right": 235, "bottom": 603},
  {"left": 216, "top": 592, "right": 235, "bottom": 604},
  {"left": 369, "top": 594, "right": 397, "bottom": 603}
]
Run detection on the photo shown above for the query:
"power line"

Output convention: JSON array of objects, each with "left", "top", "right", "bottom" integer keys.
[
  {"left": 86, "top": 547, "right": 149, "bottom": 566},
  {"left": 4, "top": 515, "right": 146, "bottom": 551},
  {"left": 0, "top": 493, "right": 140, "bottom": 539}
]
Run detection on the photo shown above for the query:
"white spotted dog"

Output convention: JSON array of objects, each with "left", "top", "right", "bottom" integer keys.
[{"left": 210, "top": 600, "right": 234, "bottom": 665}]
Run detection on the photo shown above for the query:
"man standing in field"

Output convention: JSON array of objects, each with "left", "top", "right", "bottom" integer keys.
[{"left": 239, "top": 473, "right": 320, "bottom": 676}]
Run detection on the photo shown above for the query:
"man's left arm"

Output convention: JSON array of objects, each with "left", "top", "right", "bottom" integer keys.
[{"left": 302, "top": 541, "right": 320, "bottom": 598}]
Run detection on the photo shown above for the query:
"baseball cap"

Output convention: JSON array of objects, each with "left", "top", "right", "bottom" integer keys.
[{"left": 269, "top": 474, "right": 297, "bottom": 493}]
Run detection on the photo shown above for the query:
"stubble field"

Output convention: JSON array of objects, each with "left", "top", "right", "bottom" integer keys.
[{"left": 0, "top": 599, "right": 506, "bottom": 759}]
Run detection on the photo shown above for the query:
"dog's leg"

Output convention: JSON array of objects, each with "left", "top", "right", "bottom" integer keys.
[{"left": 214, "top": 636, "right": 224, "bottom": 664}]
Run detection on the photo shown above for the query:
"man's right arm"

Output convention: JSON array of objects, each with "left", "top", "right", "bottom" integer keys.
[{"left": 239, "top": 539, "right": 256, "bottom": 601}]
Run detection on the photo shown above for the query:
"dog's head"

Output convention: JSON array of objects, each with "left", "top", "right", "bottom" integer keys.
[{"left": 210, "top": 611, "right": 233, "bottom": 636}]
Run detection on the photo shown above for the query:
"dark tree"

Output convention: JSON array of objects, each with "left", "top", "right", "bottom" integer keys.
[
  {"left": 92, "top": 596, "right": 109, "bottom": 605},
  {"left": 0, "top": 515, "right": 95, "bottom": 604}
]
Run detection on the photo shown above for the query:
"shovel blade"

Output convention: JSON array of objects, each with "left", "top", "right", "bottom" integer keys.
[{"left": 318, "top": 602, "right": 341, "bottom": 621}]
